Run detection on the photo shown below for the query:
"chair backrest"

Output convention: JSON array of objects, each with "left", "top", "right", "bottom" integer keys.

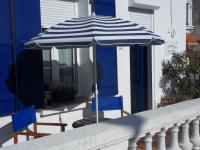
[
  {"left": 12, "top": 107, "right": 36, "bottom": 132},
  {"left": 92, "top": 96, "right": 123, "bottom": 111}
]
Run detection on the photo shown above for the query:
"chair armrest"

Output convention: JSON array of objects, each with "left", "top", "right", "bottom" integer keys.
[
  {"left": 13, "top": 131, "right": 50, "bottom": 144},
  {"left": 35, "top": 122, "right": 67, "bottom": 132},
  {"left": 122, "top": 110, "right": 131, "bottom": 116},
  {"left": 35, "top": 122, "right": 67, "bottom": 126},
  {"left": 16, "top": 131, "right": 50, "bottom": 138}
]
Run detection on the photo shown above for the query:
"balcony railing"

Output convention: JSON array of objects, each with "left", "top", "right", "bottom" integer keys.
[{"left": 1, "top": 98, "right": 200, "bottom": 150}]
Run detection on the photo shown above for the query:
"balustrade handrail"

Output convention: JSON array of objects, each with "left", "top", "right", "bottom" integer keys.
[{"left": 1, "top": 98, "right": 200, "bottom": 150}]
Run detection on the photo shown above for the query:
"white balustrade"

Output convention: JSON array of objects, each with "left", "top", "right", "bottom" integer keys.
[
  {"left": 167, "top": 124, "right": 182, "bottom": 150},
  {"left": 190, "top": 117, "right": 200, "bottom": 150},
  {"left": 128, "top": 138, "right": 138, "bottom": 150},
  {"left": 179, "top": 120, "right": 193, "bottom": 150},
  {"left": 158, "top": 128, "right": 166, "bottom": 150},
  {"left": 2, "top": 99, "right": 200, "bottom": 150},
  {"left": 144, "top": 133, "right": 152, "bottom": 150}
]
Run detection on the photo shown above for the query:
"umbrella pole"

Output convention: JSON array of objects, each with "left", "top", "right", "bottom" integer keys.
[{"left": 93, "top": 43, "right": 99, "bottom": 123}]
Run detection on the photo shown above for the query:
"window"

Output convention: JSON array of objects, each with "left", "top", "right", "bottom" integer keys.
[
  {"left": 129, "top": 8, "right": 153, "bottom": 31},
  {"left": 186, "top": 3, "right": 189, "bottom": 25},
  {"left": 58, "top": 49, "right": 74, "bottom": 88},
  {"left": 43, "top": 48, "right": 74, "bottom": 88},
  {"left": 40, "top": 0, "right": 77, "bottom": 106},
  {"left": 43, "top": 50, "right": 52, "bottom": 89},
  {"left": 186, "top": 1, "right": 193, "bottom": 27},
  {"left": 42, "top": 48, "right": 76, "bottom": 105}
]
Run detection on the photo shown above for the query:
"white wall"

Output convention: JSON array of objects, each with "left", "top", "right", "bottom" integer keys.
[
  {"left": 152, "top": 0, "right": 186, "bottom": 106},
  {"left": 77, "top": 0, "right": 94, "bottom": 97},
  {"left": 77, "top": 48, "right": 93, "bottom": 97},
  {"left": 127, "top": 0, "right": 186, "bottom": 107},
  {"left": 76, "top": 0, "right": 186, "bottom": 109},
  {"left": 115, "top": 0, "right": 132, "bottom": 113}
]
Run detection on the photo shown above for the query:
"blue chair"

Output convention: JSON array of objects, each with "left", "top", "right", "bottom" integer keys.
[
  {"left": 91, "top": 96, "right": 130, "bottom": 117},
  {"left": 12, "top": 106, "right": 67, "bottom": 144}
]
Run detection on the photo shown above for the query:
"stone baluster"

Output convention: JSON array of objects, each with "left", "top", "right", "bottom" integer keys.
[
  {"left": 158, "top": 128, "right": 166, "bottom": 150},
  {"left": 144, "top": 133, "right": 152, "bottom": 150},
  {"left": 128, "top": 138, "right": 138, "bottom": 150},
  {"left": 167, "top": 124, "right": 182, "bottom": 150},
  {"left": 179, "top": 120, "right": 193, "bottom": 150},
  {"left": 190, "top": 117, "right": 200, "bottom": 150}
]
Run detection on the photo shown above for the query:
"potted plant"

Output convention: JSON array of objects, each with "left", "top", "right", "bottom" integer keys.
[{"left": 51, "top": 86, "right": 75, "bottom": 103}]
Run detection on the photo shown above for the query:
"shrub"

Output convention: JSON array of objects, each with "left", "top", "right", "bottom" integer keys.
[
  {"left": 158, "top": 95, "right": 191, "bottom": 107},
  {"left": 159, "top": 49, "right": 200, "bottom": 106}
]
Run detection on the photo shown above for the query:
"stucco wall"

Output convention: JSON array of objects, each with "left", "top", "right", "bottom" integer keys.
[
  {"left": 128, "top": 0, "right": 186, "bottom": 107},
  {"left": 115, "top": 0, "right": 132, "bottom": 113},
  {"left": 77, "top": 0, "right": 94, "bottom": 97},
  {"left": 153, "top": 0, "right": 186, "bottom": 106}
]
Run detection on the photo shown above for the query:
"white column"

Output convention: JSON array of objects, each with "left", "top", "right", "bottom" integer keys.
[
  {"left": 145, "top": 133, "right": 152, "bottom": 150},
  {"left": 190, "top": 117, "right": 200, "bottom": 150},
  {"left": 158, "top": 128, "right": 166, "bottom": 150},
  {"left": 167, "top": 124, "right": 182, "bottom": 150},
  {"left": 128, "top": 138, "right": 138, "bottom": 150},
  {"left": 51, "top": 47, "right": 60, "bottom": 87},
  {"left": 179, "top": 120, "right": 193, "bottom": 150}
]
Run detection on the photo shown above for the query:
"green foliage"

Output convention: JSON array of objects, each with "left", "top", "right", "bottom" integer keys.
[{"left": 159, "top": 49, "right": 200, "bottom": 106}]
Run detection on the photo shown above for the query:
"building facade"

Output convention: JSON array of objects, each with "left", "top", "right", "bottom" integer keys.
[
  {"left": 0, "top": 0, "right": 186, "bottom": 146},
  {"left": 31, "top": 0, "right": 187, "bottom": 113},
  {"left": 191, "top": 0, "right": 200, "bottom": 47},
  {"left": 186, "top": 0, "right": 200, "bottom": 49}
]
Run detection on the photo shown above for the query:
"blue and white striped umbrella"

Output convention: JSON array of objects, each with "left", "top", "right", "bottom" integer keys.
[
  {"left": 25, "top": 14, "right": 164, "bottom": 123},
  {"left": 25, "top": 14, "right": 164, "bottom": 49}
]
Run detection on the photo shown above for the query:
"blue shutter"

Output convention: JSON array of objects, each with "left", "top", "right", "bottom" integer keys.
[
  {"left": 0, "top": 0, "right": 16, "bottom": 115},
  {"left": 0, "top": 0, "right": 43, "bottom": 115},
  {"left": 13, "top": 0, "right": 44, "bottom": 109},
  {"left": 94, "top": 0, "right": 118, "bottom": 97}
]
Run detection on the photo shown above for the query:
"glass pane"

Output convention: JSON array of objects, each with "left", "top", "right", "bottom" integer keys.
[
  {"left": 59, "top": 49, "right": 73, "bottom": 88},
  {"left": 43, "top": 50, "right": 52, "bottom": 90},
  {"left": 186, "top": 3, "right": 189, "bottom": 25}
]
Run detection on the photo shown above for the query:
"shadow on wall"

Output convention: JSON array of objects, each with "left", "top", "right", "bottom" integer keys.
[
  {"left": 5, "top": 49, "right": 44, "bottom": 109},
  {"left": 77, "top": 48, "right": 104, "bottom": 97},
  {"left": 77, "top": 48, "right": 94, "bottom": 97},
  {"left": 102, "top": 114, "right": 146, "bottom": 149},
  {"left": 0, "top": 122, "right": 13, "bottom": 147}
]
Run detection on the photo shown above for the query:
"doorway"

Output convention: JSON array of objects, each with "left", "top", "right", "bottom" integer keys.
[{"left": 130, "top": 45, "right": 150, "bottom": 113}]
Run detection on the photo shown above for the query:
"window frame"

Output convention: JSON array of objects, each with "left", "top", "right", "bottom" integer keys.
[{"left": 186, "top": 0, "right": 193, "bottom": 29}]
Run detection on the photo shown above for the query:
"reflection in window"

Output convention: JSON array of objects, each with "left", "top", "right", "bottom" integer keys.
[
  {"left": 59, "top": 49, "right": 73, "bottom": 88},
  {"left": 43, "top": 50, "right": 52, "bottom": 89},
  {"left": 186, "top": 3, "right": 189, "bottom": 25},
  {"left": 42, "top": 48, "right": 76, "bottom": 106},
  {"left": 186, "top": 2, "right": 192, "bottom": 27}
]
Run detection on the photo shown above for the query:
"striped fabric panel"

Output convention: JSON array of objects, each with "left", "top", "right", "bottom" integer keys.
[{"left": 25, "top": 15, "right": 164, "bottom": 49}]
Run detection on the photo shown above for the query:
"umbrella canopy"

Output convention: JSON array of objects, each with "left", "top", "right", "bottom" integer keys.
[{"left": 25, "top": 14, "right": 164, "bottom": 49}]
